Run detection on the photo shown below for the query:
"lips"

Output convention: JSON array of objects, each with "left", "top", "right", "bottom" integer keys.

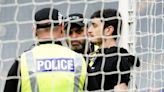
[
  {"left": 88, "top": 34, "right": 94, "bottom": 37},
  {"left": 88, "top": 35, "right": 95, "bottom": 40},
  {"left": 71, "top": 41, "right": 80, "bottom": 45}
]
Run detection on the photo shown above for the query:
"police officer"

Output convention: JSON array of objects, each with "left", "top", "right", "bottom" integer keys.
[
  {"left": 64, "top": 13, "right": 99, "bottom": 91},
  {"left": 4, "top": 8, "right": 86, "bottom": 92}
]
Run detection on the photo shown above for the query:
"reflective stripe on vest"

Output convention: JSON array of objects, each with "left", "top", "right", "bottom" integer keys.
[
  {"left": 26, "top": 51, "right": 39, "bottom": 92},
  {"left": 23, "top": 50, "right": 84, "bottom": 92},
  {"left": 73, "top": 54, "right": 82, "bottom": 92}
]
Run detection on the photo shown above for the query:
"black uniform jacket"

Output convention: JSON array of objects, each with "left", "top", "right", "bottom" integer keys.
[{"left": 87, "top": 46, "right": 140, "bottom": 91}]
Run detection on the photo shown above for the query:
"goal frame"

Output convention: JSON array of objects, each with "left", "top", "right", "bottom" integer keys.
[{"left": 119, "top": 0, "right": 138, "bottom": 91}]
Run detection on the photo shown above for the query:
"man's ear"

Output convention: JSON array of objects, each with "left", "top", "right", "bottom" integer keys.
[
  {"left": 60, "top": 22, "right": 64, "bottom": 33},
  {"left": 32, "top": 24, "right": 37, "bottom": 36},
  {"left": 104, "top": 26, "right": 114, "bottom": 36}
]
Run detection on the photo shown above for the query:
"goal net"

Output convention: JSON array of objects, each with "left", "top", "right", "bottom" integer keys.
[
  {"left": 0, "top": 0, "right": 164, "bottom": 92},
  {"left": 135, "top": 0, "right": 164, "bottom": 92}
]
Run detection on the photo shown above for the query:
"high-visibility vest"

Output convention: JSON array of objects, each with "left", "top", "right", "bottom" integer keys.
[{"left": 20, "top": 44, "right": 86, "bottom": 92}]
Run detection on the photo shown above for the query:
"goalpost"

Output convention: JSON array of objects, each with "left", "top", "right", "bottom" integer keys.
[
  {"left": 0, "top": 0, "right": 164, "bottom": 92},
  {"left": 119, "top": 0, "right": 164, "bottom": 92},
  {"left": 118, "top": 0, "right": 138, "bottom": 91},
  {"left": 118, "top": 0, "right": 137, "bottom": 54}
]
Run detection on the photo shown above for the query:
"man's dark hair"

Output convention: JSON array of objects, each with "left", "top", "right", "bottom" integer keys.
[{"left": 91, "top": 8, "right": 122, "bottom": 40}]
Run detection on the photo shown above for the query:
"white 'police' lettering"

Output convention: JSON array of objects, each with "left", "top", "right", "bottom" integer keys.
[{"left": 37, "top": 58, "right": 74, "bottom": 72}]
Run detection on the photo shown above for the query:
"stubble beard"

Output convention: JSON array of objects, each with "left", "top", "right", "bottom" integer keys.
[{"left": 71, "top": 40, "right": 86, "bottom": 54}]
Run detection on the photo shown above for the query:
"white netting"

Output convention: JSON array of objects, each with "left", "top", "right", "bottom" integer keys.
[
  {"left": 0, "top": 0, "right": 164, "bottom": 92},
  {"left": 136, "top": 0, "right": 164, "bottom": 92}
]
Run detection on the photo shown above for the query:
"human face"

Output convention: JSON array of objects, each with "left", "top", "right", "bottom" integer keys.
[
  {"left": 88, "top": 18, "right": 103, "bottom": 46},
  {"left": 67, "top": 25, "right": 86, "bottom": 52}
]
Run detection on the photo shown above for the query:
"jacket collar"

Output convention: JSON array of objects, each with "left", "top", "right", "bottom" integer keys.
[
  {"left": 37, "top": 40, "right": 68, "bottom": 47},
  {"left": 97, "top": 46, "right": 128, "bottom": 54}
]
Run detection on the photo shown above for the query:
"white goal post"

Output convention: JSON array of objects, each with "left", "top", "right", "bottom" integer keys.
[
  {"left": 119, "top": 0, "right": 164, "bottom": 92},
  {"left": 0, "top": 0, "right": 164, "bottom": 92},
  {"left": 118, "top": 0, "right": 137, "bottom": 54},
  {"left": 118, "top": 0, "right": 138, "bottom": 91}
]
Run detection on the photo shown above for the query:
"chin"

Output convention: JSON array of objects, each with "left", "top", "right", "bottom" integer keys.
[
  {"left": 72, "top": 45, "right": 83, "bottom": 49},
  {"left": 90, "top": 40, "right": 97, "bottom": 44},
  {"left": 72, "top": 47, "right": 80, "bottom": 50}
]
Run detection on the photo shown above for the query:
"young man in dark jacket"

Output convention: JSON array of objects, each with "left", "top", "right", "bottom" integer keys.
[{"left": 87, "top": 8, "right": 140, "bottom": 91}]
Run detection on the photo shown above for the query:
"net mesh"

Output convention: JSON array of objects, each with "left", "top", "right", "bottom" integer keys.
[
  {"left": 136, "top": 0, "right": 164, "bottom": 92},
  {"left": 0, "top": 0, "right": 164, "bottom": 92}
]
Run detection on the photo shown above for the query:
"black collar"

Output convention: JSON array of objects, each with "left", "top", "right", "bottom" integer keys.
[
  {"left": 36, "top": 40, "right": 68, "bottom": 47},
  {"left": 38, "top": 41, "right": 61, "bottom": 45},
  {"left": 97, "top": 46, "right": 128, "bottom": 54}
]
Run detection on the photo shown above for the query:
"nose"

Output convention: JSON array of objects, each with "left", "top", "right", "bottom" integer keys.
[
  {"left": 87, "top": 26, "right": 93, "bottom": 34},
  {"left": 70, "top": 32, "right": 78, "bottom": 38}
]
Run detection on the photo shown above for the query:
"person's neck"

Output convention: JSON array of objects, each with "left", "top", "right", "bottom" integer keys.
[
  {"left": 36, "top": 38, "right": 68, "bottom": 47},
  {"left": 100, "top": 38, "right": 117, "bottom": 48}
]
